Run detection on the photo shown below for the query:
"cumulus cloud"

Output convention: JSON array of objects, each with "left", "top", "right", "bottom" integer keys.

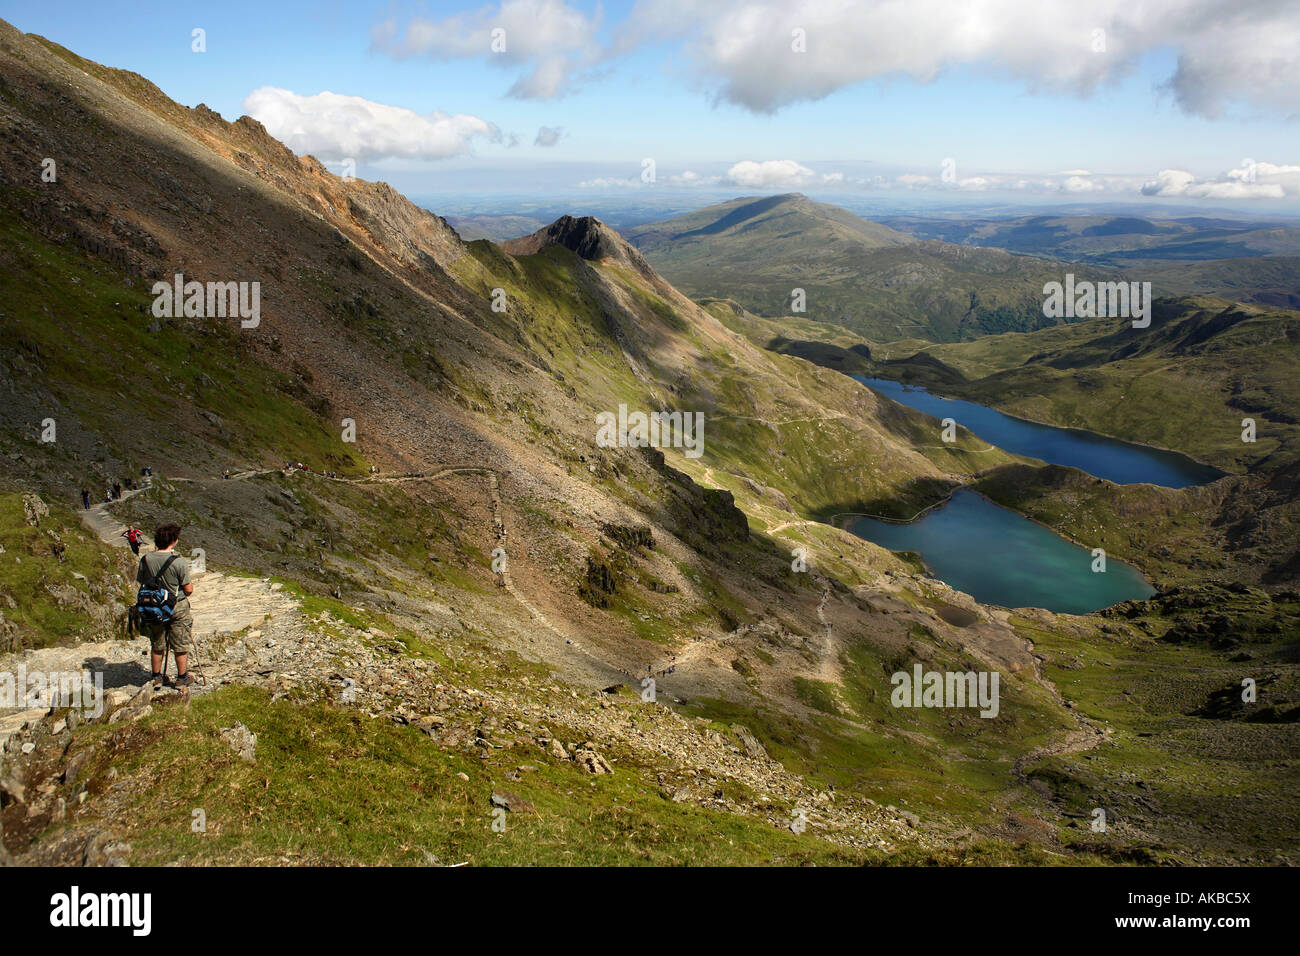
[
  {"left": 372, "top": 0, "right": 600, "bottom": 99},
  {"left": 1062, "top": 175, "right": 1103, "bottom": 192},
  {"left": 1142, "top": 161, "right": 1300, "bottom": 199},
  {"left": 724, "top": 160, "right": 835, "bottom": 187},
  {"left": 613, "top": 0, "right": 1299, "bottom": 118},
  {"left": 534, "top": 125, "right": 564, "bottom": 147},
  {"left": 243, "top": 88, "right": 498, "bottom": 162},
  {"left": 724, "top": 159, "right": 817, "bottom": 187}
]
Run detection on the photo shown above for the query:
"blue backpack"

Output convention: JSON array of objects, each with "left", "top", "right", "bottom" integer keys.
[{"left": 134, "top": 553, "right": 179, "bottom": 624}]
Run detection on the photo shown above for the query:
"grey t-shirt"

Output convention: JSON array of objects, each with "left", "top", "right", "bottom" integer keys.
[{"left": 137, "top": 550, "right": 193, "bottom": 619}]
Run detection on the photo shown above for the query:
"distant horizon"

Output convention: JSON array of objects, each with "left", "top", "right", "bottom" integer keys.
[
  {"left": 413, "top": 186, "right": 1300, "bottom": 230},
  {"left": 2, "top": 0, "right": 1296, "bottom": 211}
]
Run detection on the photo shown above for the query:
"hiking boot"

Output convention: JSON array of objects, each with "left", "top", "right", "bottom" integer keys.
[
  {"left": 150, "top": 672, "right": 165, "bottom": 687},
  {"left": 172, "top": 673, "right": 195, "bottom": 689}
]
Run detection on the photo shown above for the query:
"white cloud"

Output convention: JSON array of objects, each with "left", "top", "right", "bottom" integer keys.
[
  {"left": 243, "top": 88, "right": 497, "bottom": 162},
  {"left": 1142, "top": 160, "right": 1300, "bottom": 199},
  {"left": 669, "top": 170, "right": 723, "bottom": 184},
  {"left": 1062, "top": 175, "right": 1102, "bottom": 192},
  {"left": 372, "top": 0, "right": 600, "bottom": 100},
  {"left": 725, "top": 159, "right": 817, "bottom": 187},
  {"left": 534, "top": 125, "right": 564, "bottom": 147},
  {"left": 615, "top": 0, "right": 1300, "bottom": 118},
  {"left": 893, "top": 169, "right": 1144, "bottom": 194}
]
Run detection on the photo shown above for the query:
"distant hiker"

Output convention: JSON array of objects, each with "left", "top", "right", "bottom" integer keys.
[
  {"left": 134, "top": 524, "right": 195, "bottom": 688},
  {"left": 122, "top": 525, "right": 144, "bottom": 555},
  {"left": 222, "top": 469, "right": 231, "bottom": 480},
  {"left": 104, "top": 489, "right": 112, "bottom": 503},
  {"left": 80, "top": 488, "right": 90, "bottom": 510},
  {"left": 112, "top": 481, "right": 122, "bottom": 499}
]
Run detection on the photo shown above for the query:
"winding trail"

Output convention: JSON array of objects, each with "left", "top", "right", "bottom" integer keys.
[{"left": 304, "top": 466, "right": 637, "bottom": 685}]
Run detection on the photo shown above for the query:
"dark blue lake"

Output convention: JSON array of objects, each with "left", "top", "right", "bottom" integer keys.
[
  {"left": 855, "top": 376, "right": 1223, "bottom": 488},
  {"left": 849, "top": 490, "right": 1155, "bottom": 614}
]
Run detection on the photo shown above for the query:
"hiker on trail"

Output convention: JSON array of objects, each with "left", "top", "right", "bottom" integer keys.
[
  {"left": 80, "top": 488, "right": 90, "bottom": 510},
  {"left": 121, "top": 525, "right": 144, "bottom": 555},
  {"left": 104, "top": 488, "right": 112, "bottom": 503},
  {"left": 222, "top": 469, "right": 230, "bottom": 479},
  {"left": 112, "top": 481, "right": 122, "bottom": 499},
  {"left": 136, "top": 524, "right": 195, "bottom": 688}
]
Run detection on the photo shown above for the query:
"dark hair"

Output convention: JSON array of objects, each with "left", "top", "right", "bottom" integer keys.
[{"left": 154, "top": 524, "right": 182, "bottom": 549}]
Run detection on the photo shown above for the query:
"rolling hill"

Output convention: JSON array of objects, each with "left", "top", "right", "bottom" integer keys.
[
  {"left": 880, "top": 213, "right": 1300, "bottom": 307},
  {"left": 623, "top": 194, "right": 1118, "bottom": 342}
]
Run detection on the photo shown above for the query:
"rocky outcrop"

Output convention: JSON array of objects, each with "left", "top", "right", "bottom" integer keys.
[{"left": 503, "top": 215, "right": 658, "bottom": 280}]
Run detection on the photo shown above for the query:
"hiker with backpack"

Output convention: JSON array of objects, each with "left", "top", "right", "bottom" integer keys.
[
  {"left": 133, "top": 523, "right": 195, "bottom": 688},
  {"left": 80, "top": 488, "right": 90, "bottom": 510},
  {"left": 121, "top": 525, "right": 144, "bottom": 555}
]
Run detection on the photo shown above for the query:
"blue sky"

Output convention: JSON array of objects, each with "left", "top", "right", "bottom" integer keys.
[{"left": 2, "top": 0, "right": 1297, "bottom": 206}]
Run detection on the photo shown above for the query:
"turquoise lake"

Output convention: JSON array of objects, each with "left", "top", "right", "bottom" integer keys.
[
  {"left": 848, "top": 490, "right": 1156, "bottom": 614},
  {"left": 840, "top": 375, "right": 1219, "bottom": 612}
]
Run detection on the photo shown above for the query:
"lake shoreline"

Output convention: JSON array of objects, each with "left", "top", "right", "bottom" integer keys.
[
  {"left": 867, "top": 374, "right": 1233, "bottom": 480},
  {"left": 844, "top": 487, "right": 1158, "bottom": 614},
  {"left": 840, "top": 483, "right": 1158, "bottom": 594}
]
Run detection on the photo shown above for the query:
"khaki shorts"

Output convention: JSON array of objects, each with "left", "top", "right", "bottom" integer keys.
[{"left": 144, "top": 615, "right": 194, "bottom": 656}]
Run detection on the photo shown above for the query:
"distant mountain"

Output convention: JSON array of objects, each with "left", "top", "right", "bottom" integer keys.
[
  {"left": 881, "top": 213, "right": 1300, "bottom": 265},
  {"left": 444, "top": 213, "right": 548, "bottom": 242},
  {"left": 624, "top": 194, "right": 1117, "bottom": 343}
]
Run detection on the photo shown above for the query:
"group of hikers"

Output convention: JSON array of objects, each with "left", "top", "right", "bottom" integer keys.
[
  {"left": 280, "top": 461, "right": 353, "bottom": 479},
  {"left": 79, "top": 466, "right": 152, "bottom": 510}
]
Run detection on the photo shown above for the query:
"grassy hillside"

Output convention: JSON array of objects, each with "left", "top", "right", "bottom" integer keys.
[{"left": 877, "top": 297, "right": 1300, "bottom": 475}]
